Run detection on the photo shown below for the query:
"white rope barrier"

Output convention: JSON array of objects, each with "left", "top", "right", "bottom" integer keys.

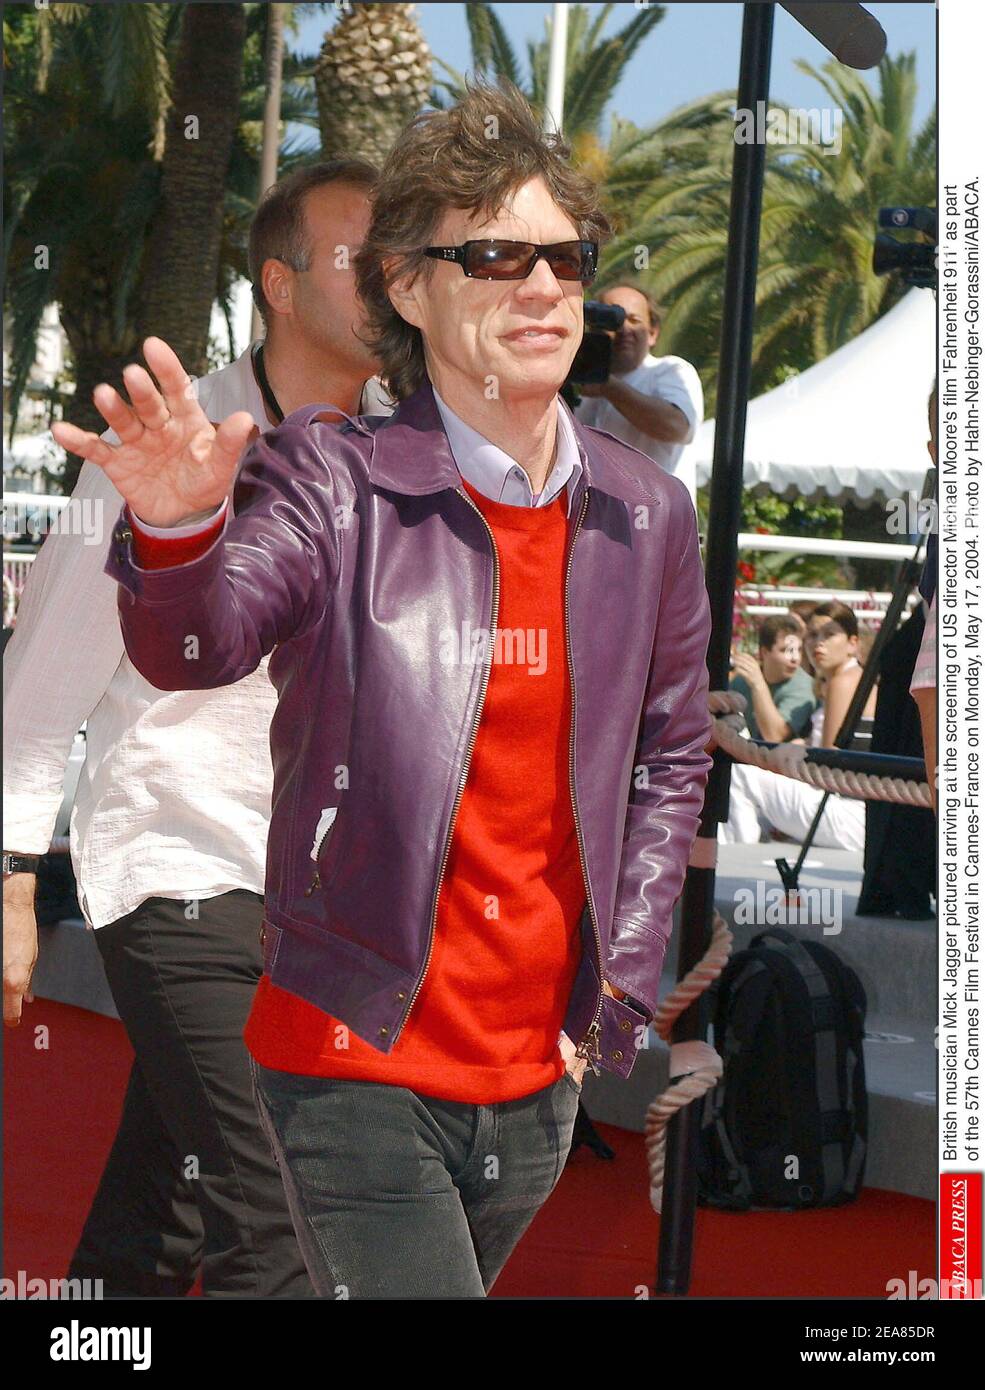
[
  {"left": 709, "top": 689, "right": 933, "bottom": 809},
  {"left": 646, "top": 910, "right": 732, "bottom": 1213}
]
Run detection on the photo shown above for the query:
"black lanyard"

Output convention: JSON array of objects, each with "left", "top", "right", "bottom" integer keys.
[{"left": 252, "top": 342, "right": 284, "bottom": 424}]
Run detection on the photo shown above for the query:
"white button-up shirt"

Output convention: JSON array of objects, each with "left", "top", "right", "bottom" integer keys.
[
  {"left": 575, "top": 352, "right": 703, "bottom": 504},
  {"left": 4, "top": 366, "right": 577, "bottom": 929}
]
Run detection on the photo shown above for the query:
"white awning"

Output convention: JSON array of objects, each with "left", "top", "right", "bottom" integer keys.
[{"left": 691, "top": 289, "right": 937, "bottom": 506}]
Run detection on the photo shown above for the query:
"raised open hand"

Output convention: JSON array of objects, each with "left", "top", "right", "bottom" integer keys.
[{"left": 50, "top": 337, "right": 257, "bottom": 527}]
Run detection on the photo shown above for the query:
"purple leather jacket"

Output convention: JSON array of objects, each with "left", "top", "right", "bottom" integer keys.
[{"left": 104, "top": 379, "right": 712, "bottom": 1080}]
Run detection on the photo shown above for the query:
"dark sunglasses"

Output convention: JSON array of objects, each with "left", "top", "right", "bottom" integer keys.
[{"left": 423, "top": 239, "right": 598, "bottom": 283}]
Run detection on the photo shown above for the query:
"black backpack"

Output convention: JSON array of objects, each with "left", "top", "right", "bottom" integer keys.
[{"left": 696, "top": 927, "right": 868, "bottom": 1211}]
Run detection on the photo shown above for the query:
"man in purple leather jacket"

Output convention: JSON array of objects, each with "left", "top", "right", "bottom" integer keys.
[{"left": 62, "top": 81, "right": 712, "bottom": 1298}]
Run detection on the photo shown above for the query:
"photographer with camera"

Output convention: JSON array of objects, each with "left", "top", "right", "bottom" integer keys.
[{"left": 573, "top": 281, "right": 704, "bottom": 506}]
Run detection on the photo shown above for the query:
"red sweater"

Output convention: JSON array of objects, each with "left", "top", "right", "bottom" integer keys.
[{"left": 130, "top": 482, "right": 587, "bottom": 1103}]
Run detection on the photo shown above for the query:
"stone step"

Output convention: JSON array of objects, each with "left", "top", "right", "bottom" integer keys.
[{"left": 663, "top": 842, "right": 936, "bottom": 1026}]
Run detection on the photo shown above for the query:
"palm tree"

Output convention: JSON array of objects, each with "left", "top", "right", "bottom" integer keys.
[
  {"left": 3, "top": 2, "right": 319, "bottom": 490},
  {"left": 434, "top": 1, "right": 666, "bottom": 151},
  {"left": 597, "top": 54, "right": 935, "bottom": 412},
  {"left": 135, "top": 4, "right": 247, "bottom": 373},
  {"left": 31, "top": 1, "right": 172, "bottom": 157},
  {"left": 313, "top": 2, "right": 433, "bottom": 164},
  {"left": 3, "top": 2, "right": 178, "bottom": 485}
]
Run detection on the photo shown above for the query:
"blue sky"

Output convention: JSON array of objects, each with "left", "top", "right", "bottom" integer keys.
[{"left": 294, "top": 1, "right": 936, "bottom": 137}]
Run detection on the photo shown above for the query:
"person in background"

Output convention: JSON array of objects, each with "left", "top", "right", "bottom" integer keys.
[
  {"left": 910, "top": 593, "right": 936, "bottom": 812},
  {"left": 858, "top": 381, "right": 938, "bottom": 915},
  {"left": 3, "top": 158, "right": 389, "bottom": 1298},
  {"left": 910, "top": 381, "right": 938, "bottom": 812},
  {"left": 803, "top": 600, "right": 877, "bottom": 747},
  {"left": 574, "top": 279, "right": 703, "bottom": 508},
  {"left": 730, "top": 613, "right": 818, "bottom": 742},
  {"left": 721, "top": 601, "right": 875, "bottom": 850},
  {"left": 787, "top": 599, "right": 819, "bottom": 671}
]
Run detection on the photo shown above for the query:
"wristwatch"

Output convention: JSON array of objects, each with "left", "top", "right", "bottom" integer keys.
[{"left": 2, "top": 852, "right": 41, "bottom": 878}]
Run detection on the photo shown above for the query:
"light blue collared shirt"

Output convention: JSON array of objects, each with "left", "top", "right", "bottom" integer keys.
[{"left": 431, "top": 384, "right": 583, "bottom": 517}]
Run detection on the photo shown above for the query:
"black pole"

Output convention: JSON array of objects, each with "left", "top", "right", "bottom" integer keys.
[{"left": 656, "top": 1, "right": 775, "bottom": 1297}]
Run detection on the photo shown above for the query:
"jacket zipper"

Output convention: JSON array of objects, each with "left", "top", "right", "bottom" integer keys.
[
  {"left": 395, "top": 488, "right": 502, "bottom": 1037},
  {"left": 304, "top": 815, "right": 335, "bottom": 896},
  {"left": 565, "top": 489, "right": 606, "bottom": 1076}
]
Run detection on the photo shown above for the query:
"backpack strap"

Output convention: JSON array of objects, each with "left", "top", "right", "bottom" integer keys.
[
  {"left": 713, "top": 957, "right": 776, "bottom": 1205},
  {"left": 757, "top": 936, "right": 856, "bottom": 1204},
  {"left": 801, "top": 941, "right": 869, "bottom": 1197}
]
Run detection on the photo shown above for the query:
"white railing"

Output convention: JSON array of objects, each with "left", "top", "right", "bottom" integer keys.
[
  {"left": 4, "top": 501, "right": 922, "bottom": 561},
  {"left": 3, "top": 491, "right": 69, "bottom": 516},
  {"left": 737, "top": 533, "right": 922, "bottom": 562},
  {"left": 3, "top": 491, "right": 70, "bottom": 547},
  {"left": 3, "top": 552, "right": 33, "bottom": 625},
  {"left": 3, "top": 551, "right": 35, "bottom": 587},
  {"left": 737, "top": 585, "right": 913, "bottom": 624}
]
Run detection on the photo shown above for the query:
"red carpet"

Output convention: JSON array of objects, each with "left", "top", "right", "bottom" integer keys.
[{"left": 4, "top": 998, "right": 935, "bottom": 1298}]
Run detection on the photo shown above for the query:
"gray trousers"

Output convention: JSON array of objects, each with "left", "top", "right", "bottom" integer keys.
[{"left": 251, "top": 1060, "right": 582, "bottom": 1298}]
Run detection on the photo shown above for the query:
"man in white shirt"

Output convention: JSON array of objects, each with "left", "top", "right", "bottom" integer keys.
[
  {"left": 2, "top": 159, "right": 393, "bottom": 1297},
  {"left": 574, "top": 280, "right": 704, "bottom": 506}
]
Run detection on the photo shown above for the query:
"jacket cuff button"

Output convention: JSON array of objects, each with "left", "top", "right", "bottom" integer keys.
[
  {"left": 611, "top": 1049, "right": 624, "bottom": 1062},
  {"left": 619, "top": 1018, "right": 633, "bottom": 1031}
]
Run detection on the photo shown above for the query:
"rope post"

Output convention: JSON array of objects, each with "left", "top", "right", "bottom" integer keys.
[
  {"left": 656, "top": 857, "right": 716, "bottom": 1294},
  {"left": 656, "top": 1, "right": 775, "bottom": 1297}
]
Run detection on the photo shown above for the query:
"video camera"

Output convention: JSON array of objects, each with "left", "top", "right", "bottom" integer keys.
[
  {"left": 873, "top": 207, "right": 937, "bottom": 289},
  {"left": 561, "top": 300, "right": 627, "bottom": 408}
]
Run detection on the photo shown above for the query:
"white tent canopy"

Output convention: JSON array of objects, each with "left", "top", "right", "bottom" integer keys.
[{"left": 691, "top": 289, "right": 936, "bottom": 505}]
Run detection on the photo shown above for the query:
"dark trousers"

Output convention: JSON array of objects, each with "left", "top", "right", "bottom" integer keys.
[
  {"left": 251, "top": 1060, "right": 582, "bottom": 1298},
  {"left": 68, "top": 891, "right": 312, "bottom": 1298},
  {"left": 858, "top": 607, "right": 936, "bottom": 918}
]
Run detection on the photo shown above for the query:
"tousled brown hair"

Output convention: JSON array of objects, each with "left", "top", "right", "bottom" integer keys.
[{"left": 354, "top": 78, "right": 612, "bottom": 401}]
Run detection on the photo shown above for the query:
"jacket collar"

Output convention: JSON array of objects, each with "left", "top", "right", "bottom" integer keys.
[{"left": 367, "top": 377, "right": 664, "bottom": 507}]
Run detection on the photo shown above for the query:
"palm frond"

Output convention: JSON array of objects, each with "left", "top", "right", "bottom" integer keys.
[
  {"left": 99, "top": 2, "right": 171, "bottom": 127},
  {"left": 465, "top": 1, "right": 521, "bottom": 86}
]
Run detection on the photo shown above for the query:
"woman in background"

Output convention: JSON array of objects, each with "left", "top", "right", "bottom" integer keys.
[
  {"left": 721, "top": 600, "right": 877, "bottom": 850},
  {"left": 804, "top": 600, "right": 877, "bottom": 746}
]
